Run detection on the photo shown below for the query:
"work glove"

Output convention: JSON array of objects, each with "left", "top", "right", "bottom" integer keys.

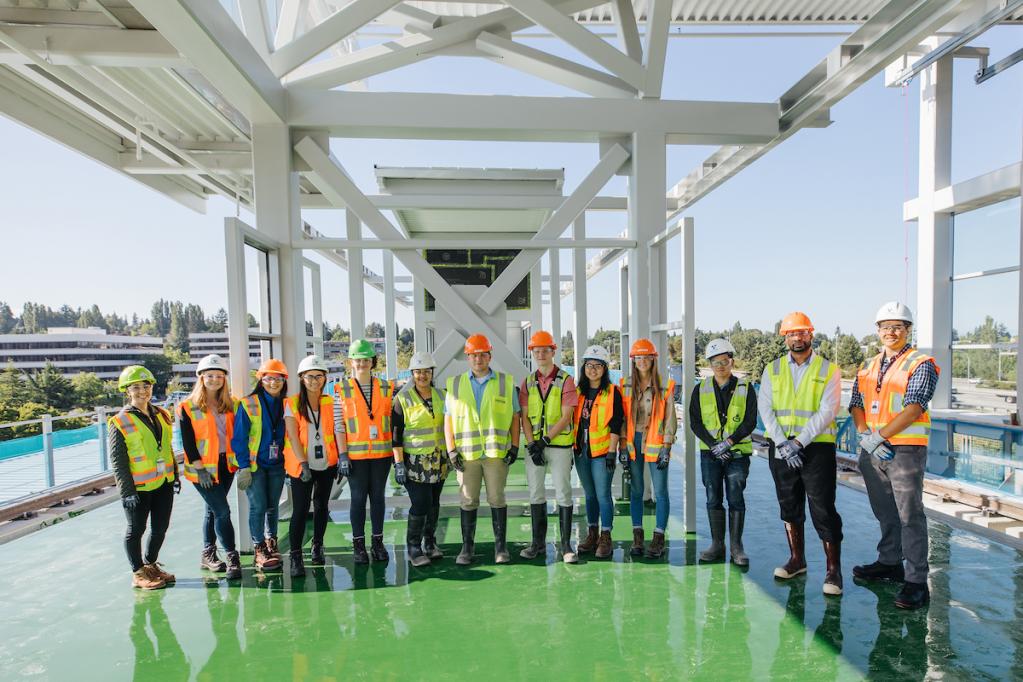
[
  {"left": 123, "top": 494, "right": 139, "bottom": 510},
  {"left": 236, "top": 468, "right": 253, "bottom": 491},
  {"left": 503, "top": 445, "right": 519, "bottom": 466},
  {"left": 173, "top": 476, "right": 182, "bottom": 494},
  {"left": 605, "top": 454, "right": 616, "bottom": 473},
  {"left": 776, "top": 439, "right": 803, "bottom": 470},
  {"left": 617, "top": 442, "right": 629, "bottom": 466},
  {"left": 859, "top": 430, "right": 894, "bottom": 462},
  {"left": 710, "top": 440, "right": 732, "bottom": 463},
  {"left": 655, "top": 445, "right": 671, "bottom": 470},
  {"left": 448, "top": 450, "right": 465, "bottom": 472},
  {"left": 300, "top": 461, "right": 312, "bottom": 483},
  {"left": 528, "top": 441, "right": 546, "bottom": 467},
  {"left": 196, "top": 468, "right": 214, "bottom": 489},
  {"left": 337, "top": 452, "right": 351, "bottom": 480},
  {"left": 394, "top": 461, "right": 407, "bottom": 486}
]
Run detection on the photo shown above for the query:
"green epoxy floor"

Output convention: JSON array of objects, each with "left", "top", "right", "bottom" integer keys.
[{"left": 2, "top": 457, "right": 1022, "bottom": 681}]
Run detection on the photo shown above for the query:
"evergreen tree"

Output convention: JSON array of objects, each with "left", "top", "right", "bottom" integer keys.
[
  {"left": 0, "top": 302, "right": 15, "bottom": 333},
  {"left": 24, "top": 363, "right": 76, "bottom": 411},
  {"left": 166, "top": 303, "right": 188, "bottom": 352}
]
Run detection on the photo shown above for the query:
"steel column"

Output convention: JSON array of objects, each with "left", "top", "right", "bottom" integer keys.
[
  {"left": 681, "top": 217, "right": 697, "bottom": 535},
  {"left": 628, "top": 130, "right": 665, "bottom": 343},
  {"left": 572, "top": 215, "right": 588, "bottom": 374},
  {"left": 347, "top": 211, "right": 366, "bottom": 339},
  {"left": 383, "top": 251, "right": 397, "bottom": 378},
  {"left": 549, "top": 250, "right": 562, "bottom": 365}
]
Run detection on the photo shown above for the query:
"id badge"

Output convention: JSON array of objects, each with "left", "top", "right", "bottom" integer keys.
[
  {"left": 313, "top": 444, "right": 324, "bottom": 460},
  {"left": 369, "top": 425, "right": 379, "bottom": 439},
  {"left": 269, "top": 442, "right": 280, "bottom": 462},
  {"left": 870, "top": 400, "right": 880, "bottom": 415}
]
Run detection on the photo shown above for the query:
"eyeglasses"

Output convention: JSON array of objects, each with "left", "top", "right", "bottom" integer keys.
[
  {"left": 583, "top": 363, "right": 604, "bottom": 371},
  {"left": 260, "top": 375, "right": 284, "bottom": 383},
  {"left": 412, "top": 369, "right": 433, "bottom": 375},
  {"left": 302, "top": 373, "right": 326, "bottom": 382},
  {"left": 709, "top": 358, "right": 731, "bottom": 368},
  {"left": 785, "top": 331, "right": 811, "bottom": 338},
  {"left": 878, "top": 324, "right": 907, "bottom": 333}
]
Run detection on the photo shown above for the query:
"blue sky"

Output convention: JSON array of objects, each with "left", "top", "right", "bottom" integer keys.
[{"left": 1, "top": 24, "right": 1020, "bottom": 341}]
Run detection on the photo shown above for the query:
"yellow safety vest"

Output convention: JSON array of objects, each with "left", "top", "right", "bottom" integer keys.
[
  {"left": 109, "top": 408, "right": 176, "bottom": 492},
  {"left": 525, "top": 368, "right": 574, "bottom": 447},
  {"left": 239, "top": 395, "right": 263, "bottom": 472},
  {"left": 397, "top": 387, "right": 445, "bottom": 456},
  {"left": 446, "top": 371, "right": 515, "bottom": 461},
  {"left": 767, "top": 353, "right": 836, "bottom": 444},
  {"left": 698, "top": 377, "right": 753, "bottom": 455}
]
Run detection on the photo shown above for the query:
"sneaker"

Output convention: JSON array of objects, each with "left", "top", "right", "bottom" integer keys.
[
  {"left": 894, "top": 581, "right": 930, "bottom": 610},
  {"left": 145, "top": 562, "right": 175, "bottom": 585},
  {"left": 200, "top": 545, "right": 226, "bottom": 572},
  {"left": 853, "top": 560, "right": 905, "bottom": 583},
  {"left": 132, "top": 567, "right": 165, "bottom": 590}
]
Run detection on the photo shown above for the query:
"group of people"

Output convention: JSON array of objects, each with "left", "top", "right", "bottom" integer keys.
[{"left": 109, "top": 300, "right": 937, "bottom": 610}]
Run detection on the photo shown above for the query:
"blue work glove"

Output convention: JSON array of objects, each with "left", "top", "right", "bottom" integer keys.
[
  {"left": 299, "top": 461, "right": 312, "bottom": 483},
  {"left": 123, "top": 494, "right": 139, "bottom": 510},
  {"left": 605, "top": 454, "right": 616, "bottom": 473},
  {"left": 394, "top": 461, "right": 407, "bottom": 485},
  {"left": 777, "top": 439, "right": 804, "bottom": 470},
  {"left": 859, "top": 430, "right": 894, "bottom": 461},
  {"left": 196, "top": 468, "right": 214, "bottom": 489},
  {"left": 503, "top": 445, "right": 519, "bottom": 466},
  {"left": 448, "top": 450, "right": 465, "bottom": 472},
  {"left": 236, "top": 468, "right": 253, "bottom": 491},
  {"left": 710, "top": 440, "right": 733, "bottom": 463},
  {"left": 656, "top": 445, "right": 671, "bottom": 470},
  {"left": 336, "top": 452, "right": 351, "bottom": 481}
]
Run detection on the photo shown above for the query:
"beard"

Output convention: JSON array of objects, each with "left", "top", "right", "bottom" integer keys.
[{"left": 789, "top": 340, "right": 809, "bottom": 353}]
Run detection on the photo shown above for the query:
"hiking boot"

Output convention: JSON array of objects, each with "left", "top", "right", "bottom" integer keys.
[
  {"left": 700, "top": 509, "right": 726, "bottom": 562},
  {"left": 559, "top": 505, "right": 577, "bottom": 564},
  {"left": 729, "top": 510, "right": 748, "bottom": 567},
  {"left": 424, "top": 506, "right": 443, "bottom": 560},
  {"left": 289, "top": 549, "right": 305, "bottom": 578},
  {"left": 254, "top": 542, "right": 282, "bottom": 571},
  {"left": 200, "top": 545, "right": 226, "bottom": 572},
  {"left": 853, "top": 560, "right": 905, "bottom": 583},
  {"left": 225, "top": 551, "right": 242, "bottom": 580},
  {"left": 145, "top": 562, "right": 175, "bottom": 585},
  {"left": 577, "top": 525, "right": 599, "bottom": 553},
  {"left": 519, "top": 503, "right": 547, "bottom": 559},
  {"left": 774, "top": 522, "right": 807, "bottom": 579},
  {"left": 630, "top": 528, "right": 645, "bottom": 557},
  {"left": 266, "top": 536, "right": 281, "bottom": 560},
  {"left": 132, "top": 567, "right": 165, "bottom": 590},
  {"left": 352, "top": 537, "right": 369, "bottom": 565},
  {"left": 645, "top": 531, "right": 666, "bottom": 559},
  {"left": 407, "top": 514, "right": 431, "bottom": 568},
  {"left": 492, "top": 507, "right": 511, "bottom": 564},
  {"left": 595, "top": 530, "right": 613, "bottom": 559},
  {"left": 310, "top": 541, "right": 326, "bottom": 566},
  {"left": 456, "top": 509, "right": 478, "bottom": 566},
  {"left": 823, "top": 540, "right": 843, "bottom": 596},
  {"left": 894, "top": 581, "right": 930, "bottom": 610},
  {"left": 370, "top": 535, "right": 389, "bottom": 563}
]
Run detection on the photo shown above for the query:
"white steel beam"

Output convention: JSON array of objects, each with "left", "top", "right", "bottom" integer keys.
[
  {"left": 618, "top": 260, "right": 629, "bottom": 370},
  {"left": 903, "top": 162, "right": 1022, "bottom": 219},
  {"left": 119, "top": 152, "right": 251, "bottom": 174},
  {"left": 549, "top": 250, "right": 562, "bottom": 365},
  {"left": 380, "top": 3, "right": 441, "bottom": 32},
  {"left": 0, "top": 25, "right": 183, "bottom": 68},
  {"left": 476, "top": 31, "right": 637, "bottom": 98},
  {"left": 476, "top": 144, "right": 629, "bottom": 315},
  {"left": 298, "top": 237, "right": 636, "bottom": 250},
  {"left": 641, "top": 0, "right": 671, "bottom": 98},
  {"left": 680, "top": 217, "right": 696, "bottom": 534},
  {"left": 1017, "top": 111, "right": 1023, "bottom": 423},
  {"left": 224, "top": 216, "right": 253, "bottom": 548},
  {"left": 610, "top": 0, "right": 641, "bottom": 62},
  {"left": 572, "top": 215, "right": 588, "bottom": 374},
  {"left": 287, "top": 90, "right": 779, "bottom": 143},
  {"left": 383, "top": 252, "right": 398, "bottom": 379},
  {"left": 346, "top": 211, "right": 367, "bottom": 339},
  {"left": 628, "top": 130, "right": 664, "bottom": 342},
  {"left": 275, "top": 0, "right": 304, "bottom": 49},
  {"left": 238, "top": 0, "right": 273, "bottom": 61},
  {"left": 300, "top": 193, "right": 634, "bottom": 210}
]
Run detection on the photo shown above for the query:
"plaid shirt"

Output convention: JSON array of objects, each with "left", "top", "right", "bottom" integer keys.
[{"left": 849, "top": 352, "right": 939, "bottom": 410}]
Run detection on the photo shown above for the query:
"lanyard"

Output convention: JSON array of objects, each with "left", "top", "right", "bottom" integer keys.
[
  {"left": 413, "top": 387, "right": 434, "bottom": 416},
  {"left": 265, "top": 394, "right": 284, "bottom": 442},
  {"left": 307, "top": 395, "right": 322, "bottom": 435},
  {"left": 355, "top": 378, "right": 375, "bottom": 420},
  {"left": 876, "top": 346, "right": 910, "bottom": 393}
]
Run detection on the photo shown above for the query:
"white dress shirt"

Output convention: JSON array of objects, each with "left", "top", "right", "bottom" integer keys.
[{"left": 757, "top": 350, "right": 841, "bottom": 446}]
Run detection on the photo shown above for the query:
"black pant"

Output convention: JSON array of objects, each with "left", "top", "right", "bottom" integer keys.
[
  {"left": 405, "top": 480, "right": 444, "bottom": 518},
  {"left": 289, "top": 466, "right": 336, "bottom": 553},
  {"left": 769, "top": 442, "right": 843, "bottom": 543},
  {"left": 124, "top": 481, "right": 175, "bottom": 571},
  {"left": 348, "top": 458, "right": 392, "bottom": 538}
]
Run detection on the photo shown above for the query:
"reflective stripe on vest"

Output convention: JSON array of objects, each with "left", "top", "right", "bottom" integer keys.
[
  {"left": 526, "top": 369, "right": 574, "bottom": 447},
  {"left": 240, "top": 395, "right": 262, "bottom": 472},
  {"left": 856, "top": 348, "right": 938, "bottom": 446},
  {"left": 767, "top": 354, "right": 836, "bottom": 444},
  {"left": 397, "top": 387, "right": 445, "bottom": 456},
  {"left": 698, "top": 377, "right": 753, "bottom": 455},
  {"left": 176, "top": 398, "right": 239, "bottom": 483},
  {"left": 572, "top": 385, "right": 616, "bottom": 457},
  {"left": 283, "top": 394, "right": 339, "bottom": 477},
  {"left": 334, "top": 378, "right": 393, "bottom": 460},
  {"left": 446, "top": 372, "right": 515, "bottom": 460},
  {"left": 621, "top": 378, "right": 676, "bottom": 462},
  {"left": 110, "top": 409, "right": 175, "bottom": 491}
]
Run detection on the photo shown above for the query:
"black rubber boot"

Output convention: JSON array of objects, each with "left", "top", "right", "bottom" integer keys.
[
  {"left": 289, "top": 549, "right": 305, "bottom": 578},
  {"left": 225, "top": 550, "right": 242, "bottom": 580},
  {"left": 559, "top": 505, "right": 577, "bottom": 563},
  {"left": 407, "top": 514, "right": 430, "bottom": 568},
  {"left": 493, "top": 507, "right": 511, "bottom": 564},
  {"left": 370, "top": 534, "right": 389, "bottom": 563},
  {"left": 424, "top": 505, "right": 443, "bottom": 560},
  {"left": 519, "top": 503, "right": 547, "bottom": 559},
  {"left": 352, "top": 537, "right": 369, "bottom": 565},
  {"left": 700, "top": 509, "right": 726, "bottom": 562},
  {"left": 729, "top": 510, "right": 749, "bottom": 567},
  {"left": 310, "top": 541, "right": 325, "bottom": 566},
  {"left": 456, "top": 509, "right": 477, "bottom": 566}
]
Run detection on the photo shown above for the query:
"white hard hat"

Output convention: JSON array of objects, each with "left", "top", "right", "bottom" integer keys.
[
  {"left": 705, "top": 338, "right": 736, "bottom": 361},
  {"left": 875, "top": 301, "right": 914, "bottom": 325},
  {"left": 408, "top": 351, "right": 436, "bottom": 371},
  {"left": 297, "top": 355, "right": 328, "bottom": 375},
  {"left": 581, "top": 345, "right": 611, "bottom": 365},
  {"left": 195, "top": 354, "right": 229, "bottom": 376}
]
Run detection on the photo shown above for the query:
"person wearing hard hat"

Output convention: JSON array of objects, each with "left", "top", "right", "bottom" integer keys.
[
  {"left": 444, "top": 333, "right": 521, "bottom": 565},
  {"left": 176, "top": 354, "right": 242, "bottom": 580},
  {"left": 849, "top": 302, "right": 940, "bottom": 610},
  {"left": 108, "top": 365, "right": 180, "bottom": 590},
  {"left": 333, "top": 339, "right": 396, "bottom": 564},
  {"left": 688, "top": 339, "right": 758, "bottom": 566},
  {"left": 231, "top": 358, "right": 289, "bottom": 572},
  {"left": 573, "top": 345, "right": 625, "bottom": 559},
  {"left": 283, "top": 355, "right": 339, "bottom": 578},
  {"left": 620, "top": 338, "right": 678, "bottom": 559},
  {"left": 519, "top": 330, "right": 579, "bottom": 563},
  {"left": 392, "top": 350, "right": 447, "bottom": 567},
  {"left": 758, "top": 312, "right": 844, "bottom": 596}
]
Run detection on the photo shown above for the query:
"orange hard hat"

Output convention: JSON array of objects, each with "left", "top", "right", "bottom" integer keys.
[
  {"left": 527, "top": 330, "right": 557, "bottom": 350},
  {"left": 779, "top": 312, "right": 814, "bottom": 335},
  {"left": 629, "top": 338, "right": 658, "bottom": 357},
  {"left": 464, "top": 334, "right": 493, "bottom": 355},
  {"left": 257, "top": 358, "right": 289, "bottom": 378}
]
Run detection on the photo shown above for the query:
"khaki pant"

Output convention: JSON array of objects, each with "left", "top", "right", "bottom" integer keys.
[
  {"left": 525, "top": 446, "right": 574, "bottom": 507},
  {"left": 457, "top": 457, "right": 509, "bottom": 510}
]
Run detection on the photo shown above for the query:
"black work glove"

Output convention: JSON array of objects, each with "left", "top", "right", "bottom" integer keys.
[
  {"left": 172, "top": 476, "right": 181, "bottom": 495},
  {"left": 617, "top": 442, "right": 629, "bottom": 466},
  {"left": 336, "top": 453, "right": 351, "bottom": 481},
  {"left": 123, "top": 494, "right": 139, "bottom": 510},
  {"left": 196, "top": 468, "right": 215, "bottom": 489},
  {"left": 655, "top": 445, "right": 671, "bottom": 470},
  {"left": 605, "top": 454, "right": 616, "bottom": 473},
  {"left": 300, "top": 461, "right": 312, "bottom": 483},
  {"left": 503, "top": 445, "right": 519, "bottom": 466},
  {"left": 528, "top": 441, "right": 546, "bottom": 467},
  {"left": 394, "top": 461, "right": 407, "bottom": 486}
]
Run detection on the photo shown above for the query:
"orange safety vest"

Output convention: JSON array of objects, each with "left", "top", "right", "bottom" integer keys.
[
  {"left": 176, "top": 398, "right": 239, "bottom": 483},
  {"left": 621, "top": 378, "right": 676, "bottom": 462},
  {"left": 283, "top": 393, "right": 339, "bottom": 477},
  {"left": 333, "top": 377, "right": 393, "bottom": 460},
  {"left": 857, "top": 348, "right": 939, "bottom": 447},
  {"left": 572, "top": 385, "right": 617, "bottom": 457}
]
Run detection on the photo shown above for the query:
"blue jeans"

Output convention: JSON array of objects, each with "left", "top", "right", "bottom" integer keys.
[
  {"left": 245, "top": 464, "right": 286, "bottom": 544},
  {"left": 700, "top": 453, "right": 750, "bottom": 512},
  {"left": 629, "top": 432, "right": 670, "bottom": 532},
  {"left": 574, "top": 453, "right": 614, "bottom": 530},
  {"left": 196, "top": 456, "right": 235, "bottom": 552}
]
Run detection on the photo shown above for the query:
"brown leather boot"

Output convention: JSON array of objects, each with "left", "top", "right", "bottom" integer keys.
[
  {"left": 645, "top": 531, "right": 666, "bottom": 559},
  {"left": 577, "top": 525, "right": 599, "bottom": 553},
  {"left": 774, "top": 522, "right": 807, "bottom": 579},
  {"left": 132, "top": 567, "right": 165, "bottom": 590},
  {"left": 254, "top": 541, "right": 282, "bottom": 571},
  {"left": 630, "top": 528, "right": 645, "bottom": 557},
  {"left": 145, "top": 562, "right": 175, "bottom": 585},
  {"left": 266, "top": 536, "right": 282, "bottom": 560},
  {"left": 823, "top": 540, "right": 843, "bottom": 596},
  {"left": 595, "top": 530, "right": 613, "bottom": 558}
]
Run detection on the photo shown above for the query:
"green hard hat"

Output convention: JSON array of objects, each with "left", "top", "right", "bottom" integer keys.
[
  {"left": 118, "top": 365, "right": 156, "bottom": 392},
  {"left": 348, "top": 338, "right": 377, "bottom": 359}
]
